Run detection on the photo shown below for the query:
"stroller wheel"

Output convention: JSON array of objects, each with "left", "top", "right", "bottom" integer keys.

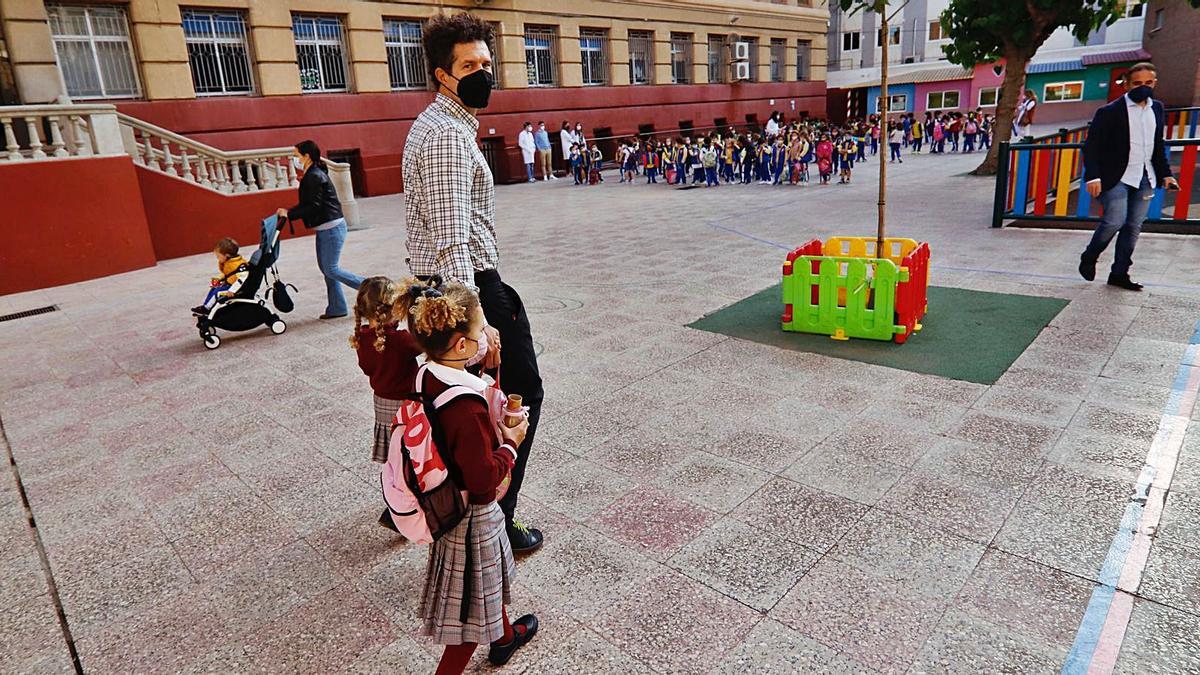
[
  {"left": 270, "top": 320, "right": 287, "bottom": 335},
  {"left": 203, "top": 334, "right": 221, "bottom": 350}
]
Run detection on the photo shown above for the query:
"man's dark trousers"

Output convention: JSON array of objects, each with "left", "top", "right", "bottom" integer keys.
[{"left": 475, "top": 269, "right": 543, "bottom": 526}]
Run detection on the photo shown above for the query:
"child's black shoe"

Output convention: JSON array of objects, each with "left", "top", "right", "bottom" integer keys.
[{"left": 488, "top": 614, "right": 538, "bottom": 666}]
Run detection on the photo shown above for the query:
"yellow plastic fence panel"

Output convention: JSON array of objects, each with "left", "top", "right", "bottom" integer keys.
[
  {"left": 823, "top": 237, "right": 918, "bottom": 267},
  {"left": 1054, "top": 148, "right": 1076, "bottom": 217}
]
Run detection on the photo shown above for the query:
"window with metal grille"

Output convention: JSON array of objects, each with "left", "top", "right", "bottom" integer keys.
[
  {"left": 486, "top": 22, "right": 503, "bottom": 88},
  {"left": 524, "top": 26, "right": 558, "bottom": 87},
  {"left": 769, "top": 38, "right": 786, "bottom": 82},
  {"left": 182, "top": 9, "right": 253, "bottom": 96},
  {"left": 708, "top": 35, "right": 727, "bottom": 83},
  {"left": 670, "top": 33, "right": 692, "bottom": 84},
  {"left": 579, "top": 29, "right": 608, "bottom": 86},
  {"left": 292, "top": 14, "right": 349, "bottom": 92},
  {"left": 796, "top": 40, "right": 811, "bottom": 81},
  {"left": 47, "top": 4, "right": 140, "bottom": 99},
  {"left": 383, "top": 19, "right": 426, "bottom": 90},
  {"left": 628, "top": 30, "right": 653, "bottom": 85},
  {"left": 745, "top": 37, "right": 759, "bottom": 82}
]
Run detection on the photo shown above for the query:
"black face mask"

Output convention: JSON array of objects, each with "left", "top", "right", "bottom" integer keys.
[
  {"left": 1128, "top": 85, "right": 1153, "bottom": 104},
  {"left": 443, "top": 69, "right": 493, "bottom": 109}
]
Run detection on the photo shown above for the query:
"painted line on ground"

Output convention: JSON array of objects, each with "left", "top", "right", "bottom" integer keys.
[{"left": 1062, "top": 321, "right": 1200, "bottom": 674}]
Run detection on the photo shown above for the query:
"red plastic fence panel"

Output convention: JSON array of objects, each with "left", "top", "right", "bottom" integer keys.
[
  {"left": 893, "top": 243, "right": 930, "bottom": 344},
  {"left": 1175, "top": 144, "right": 1198, "bottom": 220}
]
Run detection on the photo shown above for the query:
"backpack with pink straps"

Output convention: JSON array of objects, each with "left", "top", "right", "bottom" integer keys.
[{"left": 380, "top": 363, "right": 521, "bottom": 543}]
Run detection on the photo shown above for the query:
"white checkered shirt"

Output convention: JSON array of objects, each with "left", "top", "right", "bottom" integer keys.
[{"left": 403, "top": 93, "right": 499, "bottom": 290}]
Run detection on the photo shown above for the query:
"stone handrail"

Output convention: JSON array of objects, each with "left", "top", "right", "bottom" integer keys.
[
  {"left": 1, "top": 103, "right": 359, "bottom": 226},
  {"left": 116, "top": 112, "right": 359, "bottom": 226},
  {"left": 0, "top": 104, "right": 125, "bottom": 161},
  {"left": 118, "top": 112, "right": 300, "bottom": 194}
]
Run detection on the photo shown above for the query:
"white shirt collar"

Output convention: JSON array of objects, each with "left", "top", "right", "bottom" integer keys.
[
  {"left": 1125, "top": 93, "right": 1152, "bottom": 109},
  {"left": 421, "top": 360, "right": 487, "bottom": 393}
]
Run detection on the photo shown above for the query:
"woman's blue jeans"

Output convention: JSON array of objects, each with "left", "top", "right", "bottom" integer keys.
[{"left": 315, "top": 219, "right": 363, "bottom": 316}]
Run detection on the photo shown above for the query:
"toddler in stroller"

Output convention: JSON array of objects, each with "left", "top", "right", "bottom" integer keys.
[
  {"left": 195, "top": 214, "right": 297, "bottom": 350},
  {"left": 192, "top": 237, "right": 248, "bottom": 315}
]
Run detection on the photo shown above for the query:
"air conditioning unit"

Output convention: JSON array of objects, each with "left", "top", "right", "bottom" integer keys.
[
  {"left": 734, "top": 61, "right": 751, "bottom": 81},
  {"left": 734, "top": 41, "right": 750, "bottom": 61}
]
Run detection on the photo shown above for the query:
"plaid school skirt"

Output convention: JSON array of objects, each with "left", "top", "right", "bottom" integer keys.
[
  {"left": 372, "top": 395, "right": 403, "bottom": 463},
  {"left": 420, "top": 502, "right": 515, "bottom": 645}
]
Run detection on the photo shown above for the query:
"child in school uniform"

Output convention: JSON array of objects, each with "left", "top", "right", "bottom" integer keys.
[
  {"left": 681, "top": 137, "right": 691, "bottom": 184},
  {"left": 588, "top": 144, "right": 604, "bottom": 183},
  {"left": 816, "top": 135, "right": 834, "bottom": 185},
  {"left": 644, "top": 141, "right": 660, "bottom": 183},
  {"left": 839, "top": 137, "right": 856, "bottom": 184},
  {"left": 700, "top": 140, "right": 719, "bottom": 187},
  {"left": 352, "top": 276, "right": 424, "bottom": 531},
  {"left": 569, "top": 143, "right": 584, "bottom": 184},
  {"left": 771, "top": 137, "right": 787, "bottom": 185},
  {"left": 395, "top": 278, "right": 537, "bottom": 675}
]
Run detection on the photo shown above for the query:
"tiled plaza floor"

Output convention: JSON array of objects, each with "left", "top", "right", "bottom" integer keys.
[{"left": 4, "top": 146, "right": 1200, "bottom": 673}]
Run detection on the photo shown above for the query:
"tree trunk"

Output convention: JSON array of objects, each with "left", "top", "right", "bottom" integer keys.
[{"left": 972, "top": 47, "right": 1035, "bottom": 175}]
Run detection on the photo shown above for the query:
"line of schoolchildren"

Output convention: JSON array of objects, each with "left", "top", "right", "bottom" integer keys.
[{"left": 565, "top": 107, "right": 995, "bottom": 189}]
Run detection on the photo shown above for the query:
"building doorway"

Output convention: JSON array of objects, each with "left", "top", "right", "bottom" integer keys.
[{"left": 1107, "top": 66, "right": 1126, "bottom": 102}]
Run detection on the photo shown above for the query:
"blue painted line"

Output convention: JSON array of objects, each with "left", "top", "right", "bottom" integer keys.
[{"left": 1062, "top": 317, "right": 1200, "bottom": 674}]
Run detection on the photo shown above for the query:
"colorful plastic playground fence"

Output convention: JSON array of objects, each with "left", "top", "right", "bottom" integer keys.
[
  {"left": 993, "top": 106, "right": 1200, "bottom": 230},
  {"left": 781, "top": 237, "right": 930, "bottom": 344}
]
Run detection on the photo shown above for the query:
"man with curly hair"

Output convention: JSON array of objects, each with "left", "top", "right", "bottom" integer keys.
[{"left": 402, "top": 12, "right": 546, "bottom": 558}]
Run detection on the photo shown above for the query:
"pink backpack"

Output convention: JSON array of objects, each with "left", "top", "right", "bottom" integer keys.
[{"left": 381, "top": 364, "right": 519, "bottom": 543}]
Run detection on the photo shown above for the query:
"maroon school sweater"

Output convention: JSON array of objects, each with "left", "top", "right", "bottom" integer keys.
[
  {"left": 356, "top": 323, "right": 422, "bottom": 400},
  {"left": 420, "top": 365, "right": 516, "bottom": 505}
]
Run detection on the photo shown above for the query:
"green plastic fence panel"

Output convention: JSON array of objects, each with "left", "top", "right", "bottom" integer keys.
[{"left": 782, "top": 255, "right": 909, "bottom": 342}]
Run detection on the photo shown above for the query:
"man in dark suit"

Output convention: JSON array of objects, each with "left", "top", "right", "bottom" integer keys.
[{"left": 1079, "top": 62, "right": 1180, "bottom": 291}]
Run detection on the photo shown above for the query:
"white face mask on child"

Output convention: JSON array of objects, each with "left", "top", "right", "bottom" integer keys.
[
  {"left": 464, "top": 332, "right": 488, "bottom": 368},
  {"left": 291, "top": 156, "right": 304, "bottom": 172}
]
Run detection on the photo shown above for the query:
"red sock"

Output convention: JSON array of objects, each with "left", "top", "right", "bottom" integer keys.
[
  {"left": 435, "top": 643, "right": 476, "bottom": 675},
  {"left": 498, "top": 607, "right": 525, "bottom": 646}
]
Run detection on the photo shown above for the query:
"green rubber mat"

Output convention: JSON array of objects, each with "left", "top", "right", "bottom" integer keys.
[{"left": 688, "top": 285, "right": 1068, "bottom": 385}]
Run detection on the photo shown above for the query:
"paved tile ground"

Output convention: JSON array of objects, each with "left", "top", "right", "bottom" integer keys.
[{"left": 4, "top": 145, "right": 1200, "bottom": 673}]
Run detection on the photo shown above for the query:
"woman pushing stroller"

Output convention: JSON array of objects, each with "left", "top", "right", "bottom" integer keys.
[{"left": 276, "top": 140, "right": 365, "bottom": 320}]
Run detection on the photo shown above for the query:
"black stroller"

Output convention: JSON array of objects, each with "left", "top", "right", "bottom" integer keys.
[{"left": 195, "top": 214, "right": 296, "bottom": 350}]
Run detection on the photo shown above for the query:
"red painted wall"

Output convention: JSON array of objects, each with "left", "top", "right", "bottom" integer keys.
[
  {"left": 0, "top": 157, "right": 157, "bottom": 296},
  {"left": 135, "top": 167, "right": 314, "bottom": 261},
  {"left": 117, "top": 81, "right": 826, "bottom": 194}
]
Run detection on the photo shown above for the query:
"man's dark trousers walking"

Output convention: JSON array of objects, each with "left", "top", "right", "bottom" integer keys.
[{"left": 475, "top": 270, "right": 544, "bottom": 529}]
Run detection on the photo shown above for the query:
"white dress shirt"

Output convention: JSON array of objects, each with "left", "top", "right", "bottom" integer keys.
[{"left": 1122, "top": 94, "right": 1157, "bottom": 189}]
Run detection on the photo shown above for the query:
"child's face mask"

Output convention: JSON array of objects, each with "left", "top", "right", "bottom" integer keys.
[{"left": 464, "top": 331, "right": 489, "bottom": 368}]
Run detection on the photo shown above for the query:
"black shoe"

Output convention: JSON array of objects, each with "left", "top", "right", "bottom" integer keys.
[
  {"left": 506, "top": 520, "right": 544, "bottom": 554},
  {"left": 319, "top": 313, "right": 348, "bottom": 320},
  {"left": 1107, "top": 274, "right": 1143, "bottom": 291},
  {"left": 191, "top": 305, "right": 209, "bottom": 315},
  {"left": 488, "top": 614, "right": 538, "bottom": 666},
  {"left": 1079, "top": 256, "right": 1096, "bottom": 282},
  {"left": 378, "top": 508, "right": 400, "bottom": 533}
]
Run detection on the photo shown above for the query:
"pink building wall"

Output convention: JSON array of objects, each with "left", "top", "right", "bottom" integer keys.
[
  {"left": 970, "top": 63, "right": 1008, "bottom": 112},
  {"left": 914, "top": 80, "right": 972, "bottom": 115},
  {"left": 909, "top": 62, "right": 1008, "bottom": 116}
]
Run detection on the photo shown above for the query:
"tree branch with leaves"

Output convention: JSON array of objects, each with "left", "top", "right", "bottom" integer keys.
[{"left": 938, "top": 0, "right": 1200, "bottom": 175}]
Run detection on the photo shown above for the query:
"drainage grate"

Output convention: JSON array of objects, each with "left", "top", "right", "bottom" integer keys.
[{"left": 0, "top": 305, "right": 59, "bottom": 323}]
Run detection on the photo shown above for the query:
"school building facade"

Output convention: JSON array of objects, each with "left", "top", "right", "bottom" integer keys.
[
  {"left": 825, "top": 0, "right": 1153, "bottom": 125},
  {"left": 0, "top": 0, "right": 829, "bottom": 196}
]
